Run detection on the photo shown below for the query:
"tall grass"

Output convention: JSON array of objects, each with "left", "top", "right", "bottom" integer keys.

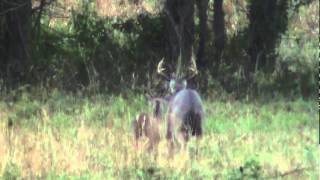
[{"left": 0, "top": 89, "right": 318, "bottom": 179}]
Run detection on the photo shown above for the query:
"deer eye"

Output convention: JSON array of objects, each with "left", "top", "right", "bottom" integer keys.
[{"left": 169, "top": 80, "right": 176, "bottom": 93}]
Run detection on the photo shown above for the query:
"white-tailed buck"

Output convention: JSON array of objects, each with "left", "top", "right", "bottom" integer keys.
[{"left": 157, "top": 59, "right": 204, "bottom": 154}]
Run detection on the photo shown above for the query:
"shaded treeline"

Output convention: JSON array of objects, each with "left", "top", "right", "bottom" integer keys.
[
  {"left": 0, "top": 0, "right": 32, "bottom": 85},
  {"left": 247, "top": 0, "right": 289, "bottom": 74},
  {"left": 0, "top": 0, "right": 317, "bottom": 97}
]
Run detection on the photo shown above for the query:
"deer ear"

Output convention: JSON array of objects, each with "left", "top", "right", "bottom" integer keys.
[
  {"left": 182, "top": 80, "right": 187, "bottom": 89},
  {"left": 169, "top": 79, "right": 176, "bottom": 94}
]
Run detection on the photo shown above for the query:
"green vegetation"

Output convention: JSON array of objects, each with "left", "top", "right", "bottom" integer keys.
[
  {"left": 29, "top": 0, "right": 166, "bottom": 93},
  {"left": 0, "top": 90, "right": 317, "bottom": 179},
  {"left": 1, "top": 0, "right": 318, "bottom": 96}
]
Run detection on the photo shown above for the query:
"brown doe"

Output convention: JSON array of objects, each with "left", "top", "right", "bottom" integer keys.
[{"left": 132, "top": 97, "right": 165, "bottom": 152}]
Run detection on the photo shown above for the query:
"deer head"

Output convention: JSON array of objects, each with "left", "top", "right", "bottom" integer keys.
[{"left": 157, "top": 57, "right": 198, "bottom": 94}]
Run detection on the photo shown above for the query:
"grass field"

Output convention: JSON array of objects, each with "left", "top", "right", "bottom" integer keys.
[{"left": 0, "top": 89, "right": 318, "bottom": 179}]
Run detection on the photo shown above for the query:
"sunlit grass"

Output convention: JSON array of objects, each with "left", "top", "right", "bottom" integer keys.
[{"left": 0, "top": 90, "right": 318, "bottom": 179}]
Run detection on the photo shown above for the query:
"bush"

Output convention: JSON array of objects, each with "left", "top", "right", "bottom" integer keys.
[
  {"left": 25, "top": 0, "right": 318, "bottom": 97},
  {"left": 227, "top": 159, "right": 262, "bottom": 180},
  {"left": 2, "top": 162, "right": 21, "bottom": 180},
  {"left": 274, "top": 1, "right": 318, "bottom": 96},
  {"left": 30, "top": 0, "right": 166, "bottom": 94}
]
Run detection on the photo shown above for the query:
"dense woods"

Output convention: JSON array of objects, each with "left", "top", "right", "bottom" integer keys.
[{"left": 0, "top": 0, "right": 318, "bottom": 97}]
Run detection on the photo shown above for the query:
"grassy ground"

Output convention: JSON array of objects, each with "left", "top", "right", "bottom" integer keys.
[{"left": 0, "top": 89, "right": 318, "bottom": 179}]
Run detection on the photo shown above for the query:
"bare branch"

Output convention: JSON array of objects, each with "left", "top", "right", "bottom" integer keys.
[
  {"left": 265, "top": 166, "right": 315, "bottom": 179},
  {"left": 33, "top": 0, "right": 45, "bottom": 37},
  {"left": 0, "top": 2, "right": 29, "bottom": 16}
]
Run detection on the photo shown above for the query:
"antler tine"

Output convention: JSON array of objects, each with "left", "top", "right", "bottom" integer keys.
[
  {"left": 157, "top": 58, "right": 170, "bottom": 81},
  {"left": 157, "top": 58, "right": 165, "bottom": 74},
  {"left": 182, "top": 57, "right": 198, "bottom": 80},
  {"left": 189, "top": 57, "right": 198, "bottom": 75}
]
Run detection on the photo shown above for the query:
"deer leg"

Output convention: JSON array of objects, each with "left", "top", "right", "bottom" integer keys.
[
  {"left": 167, "top": 138, "right": 175, "bottom": 158},
  {"left": 133, "top": 118, "right": 141, "bottom": 149},
  {"left": 166, "top": 116, "right": 175, "bottom": 157},
  {"left": 152, "top": 139, "right": 159, "bottom": 161},
  {"left": 191, "top": 113, "right": 202, "bottom": 137},
  {"left": 147, "top": 125, "right": 160, "bottom": 153},
  {"left": 178, "top": 125, "right": 189, "bottom": 151},
  {"left": 190, "top": 113, "right": 202, "bottom": 156}
]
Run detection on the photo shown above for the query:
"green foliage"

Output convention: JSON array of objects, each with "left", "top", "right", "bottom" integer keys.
[
  {"left": 30, "top": 0, "right": 166, "bottom": 93},
  {"left": 206, "top": 0, "right": 318, "bottom": 97},
  {"left": 2, "top": 162, "right": 21, "bottom": 180},
  {"left": 216, "top": 98, "right": 315, "bottom": 133},
  {"left": 227, "top": 158, "right": 262, "bottom": 180},
  {"left": 275, "top": 1, "right": 318, "bottom": 96},
  {"left": 2, "top": 87, "right": 317, "bottom": 132},
  {"left": 120, "top": 166, "right": 163, "bottom": 179},
  {"left": 24, "top": 0, "right": 319, "bottom": 97}
]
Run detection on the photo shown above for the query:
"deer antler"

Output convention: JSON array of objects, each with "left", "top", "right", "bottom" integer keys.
[
  {"left": 157, "top": 58, "right": 170, "bottom": 80},
  {"left": 189, "top": 57, "right": 198, "bottom": 75},
  {"left": 182, "top": 56, "right": 198, "bottom": 80}
]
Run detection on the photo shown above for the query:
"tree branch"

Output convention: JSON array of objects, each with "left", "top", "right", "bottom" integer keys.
[
  {"left": 0, "top": 2, "right": 28, "bottom": 16},
  {"left": 265, "top": 166, "right": 314, "bottom": 179}
]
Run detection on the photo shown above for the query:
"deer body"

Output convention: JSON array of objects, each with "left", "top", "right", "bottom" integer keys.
[
  {"left": 167, "top": 89, "right": 204, "bottom": 149},
  {"left": 133, "top": 99, "right": 164, "bottom": 152},
  {"left": 133, "top": 113, "right": 160, "bottom": 149}
]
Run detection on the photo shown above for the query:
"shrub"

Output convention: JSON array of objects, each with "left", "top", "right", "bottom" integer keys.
[
  {"left": 227, "top": 159, "right": 262, "bottom": 180},
  {"left": 2, "top": 162, "right": 21, "bottom": 180},
  {"left": 274, "top": 1, "right": 318, "bottom": 96}
]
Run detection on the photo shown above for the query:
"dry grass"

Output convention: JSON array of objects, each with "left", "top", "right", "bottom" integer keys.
[
  {"left": 0, "top": 91, "right": 318, "bottom": 178},
  {"left": 0, "top": 119, "right": 317, "bottom": 178}
]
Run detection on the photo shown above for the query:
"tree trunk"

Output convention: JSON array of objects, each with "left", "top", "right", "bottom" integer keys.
[
  {"left": 165, "top": 0, "right": 195, "bottom": 75},
  {"left": 2, "top": 0, "right": 32, "bottom": 86},
  {"left": 0, "top": 2, "right": 5, "bottom": 77},
  {"left": 165, "top": 0, "right": 180, "bottom": 71},
  {"left": 180, "top": 0, "right": 195, "bottom": 68},
  {"left": 212, "top": 0, "right": 225, "bottom": 75},
  {"left": 195, "top": 0, "right": 208, "bottom": 92},
  {"left": 195, "top": 0, "right": 208, "bottom": 71},
  {"left": 247, "top": 0, "right": 288, "bottom": 74}
]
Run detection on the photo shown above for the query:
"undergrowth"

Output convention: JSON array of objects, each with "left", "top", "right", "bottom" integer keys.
[{"left": 0, "top": 89, "right": 318, "bottom": 179}]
